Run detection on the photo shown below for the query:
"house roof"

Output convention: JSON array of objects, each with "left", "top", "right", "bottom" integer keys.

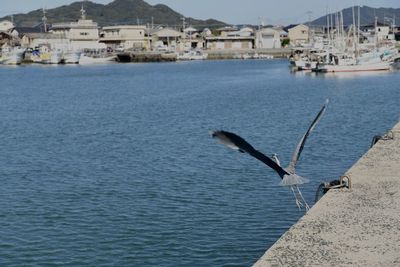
[
  {"left": 184, "top": 27, "right": 198, "bottom": 33},
  {"left": 15, "top": 27, "right": 43, "bottom": 34},
  {"left": 152, "top": 28, "right": 183, "bottom": 38}
]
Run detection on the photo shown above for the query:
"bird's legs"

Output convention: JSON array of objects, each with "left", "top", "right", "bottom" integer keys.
[
  {"left": 290, "top": 185, "right": 310, "bottom": 211},
  {"left": 291, "top": 186, "right": 303, "bottom": 209},
  {"left": 272, "top": 154, "right": 310, "bottom": 211},
  {"left": 295, "top": 185, "right": 310, "bottom": 211}
]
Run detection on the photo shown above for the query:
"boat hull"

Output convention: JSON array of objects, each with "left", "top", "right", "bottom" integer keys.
[{"left": 313, "top": 62, "right": 391, "bottom": 73}]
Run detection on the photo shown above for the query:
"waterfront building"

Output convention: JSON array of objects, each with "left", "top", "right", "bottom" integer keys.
[
  {"left": 216, "top": 26, "right": 239, "bottom": 37},
  {"left": 182, "top": 26, "right": 204, "bottom": 50},
  {"left": 20, "top": 33, "right": 65, "bottom": 49},
  {"left": 151, "top": 28, "right": 184, "bottom": 51},
  {"left": 50, "top": 6, "right": 105, "bottom": 50},
  {"left": 205, "top": 35, "right": 254, "bottom": 50},
  {"left": 100, "top": 25, "right": 149, "bottom": 51},
  {"left": 255, "top": 28, "right": 282, "bottom": 49},
  {"left": 205, "top": 26, "right": 255, "bottom": 50},
  {"left": 0, "top": 20, "right": 19, "bottom": 46},
  {"left": 287, "top": 24, "right": 309, "bottom": 45},
  {"left": 0, "top": 20, "right": 15, "bottom": 32}
]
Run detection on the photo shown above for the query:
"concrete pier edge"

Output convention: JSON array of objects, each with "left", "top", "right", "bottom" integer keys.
[{"left": 254, "top": 121, "right": 400, "bottom": 267}]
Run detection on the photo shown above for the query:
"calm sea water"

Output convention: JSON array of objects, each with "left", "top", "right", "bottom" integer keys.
[{"left": 0, "top": 60, "right": 399, "bottom": 266}]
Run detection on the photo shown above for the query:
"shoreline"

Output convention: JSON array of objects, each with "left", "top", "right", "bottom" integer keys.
[{"left": 254, "top": 122, "right": 400, "bottom": 266}]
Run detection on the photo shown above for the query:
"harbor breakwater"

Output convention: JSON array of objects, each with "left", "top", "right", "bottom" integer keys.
[
  {"left": 254, "top": 122, "right": 400, "bottom": 266},
  {"left": 116, "top": 48, "right": 291, "bottom": 63}
]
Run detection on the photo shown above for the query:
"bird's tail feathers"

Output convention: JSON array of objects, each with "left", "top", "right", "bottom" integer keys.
[{"left": 280, "top": 173, "right": 310, "bottom": 186}]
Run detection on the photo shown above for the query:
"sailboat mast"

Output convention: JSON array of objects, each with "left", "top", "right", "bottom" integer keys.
[
  {"left": 352, "top": 6, "right": 356, "bottom": 56},
  {"left": 357, "top": 5, "right": 360, "bottom": 54}
]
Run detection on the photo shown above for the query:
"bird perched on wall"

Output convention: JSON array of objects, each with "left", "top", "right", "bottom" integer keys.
[{"left": 211, "top": 100, "right": 328, "bottom": 211}]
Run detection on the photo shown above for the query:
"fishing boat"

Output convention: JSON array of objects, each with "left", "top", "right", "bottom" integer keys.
[
  {"left": 314, "top": 60, "right": 391, "bottom": 73},
  {"left": 61, "top": 50, "right": 82, "bottom": 64},
  {"left": 31, "top": 45, "right": 62, "bottom": 64},
  {"left": 177, "top": 50, "right": 208, "bottom": 61},
  {"left": 0, "top": 46, "right": 25, "bottom": 65},
  {"left": 79, "top": 54, "right": 116, "bottom": 64}
]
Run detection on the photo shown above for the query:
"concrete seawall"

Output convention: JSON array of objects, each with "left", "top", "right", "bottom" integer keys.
[{"left": 254, "top": 122, "right": 400, "bottom": 267}]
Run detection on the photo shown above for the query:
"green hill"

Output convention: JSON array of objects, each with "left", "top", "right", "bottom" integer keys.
[
  {"left": 1, "top": 0, "right": 226, "bottom": 29},
  {"left": 310, "top": 6, "right": 400, "bottom": 26}
]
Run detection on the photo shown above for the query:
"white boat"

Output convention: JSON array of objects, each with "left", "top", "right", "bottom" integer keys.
[
  {"left": 79, "top": 54, "right": 116, "bottom": 64},
  {"left": 315, "top": 61, "right": 391, "bottom": 73},
  {"left": 177, "top": 50, "right": 208, "bottom": 61},
  {"left": 0, "top": 46, "right": 25, "bottom": 65},
  {"left": 295, "top": 59, "right": 317, "bottom": 71},
  {"left": 314, "top": 49, "right": 393, "bottom": 73},
  {"left": 31, "top": 45, "right": 62, "bottom": 64},
  {"left": 62, "top": 50, "right": 82, "bottom": 64}
]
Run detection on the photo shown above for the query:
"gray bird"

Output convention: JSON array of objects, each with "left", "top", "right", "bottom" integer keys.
[{"left": 211, "top": 100, "right": 328, "bottom": 210}]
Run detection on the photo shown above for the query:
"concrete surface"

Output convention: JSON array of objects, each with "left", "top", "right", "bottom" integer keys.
[{"left": 254, "top": 122, "right": 400, "bottom": 267}]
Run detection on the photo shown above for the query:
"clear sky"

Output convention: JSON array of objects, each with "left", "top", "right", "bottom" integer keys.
[{"left": 2, "top": 0, "right": 400, "bottom": 25}]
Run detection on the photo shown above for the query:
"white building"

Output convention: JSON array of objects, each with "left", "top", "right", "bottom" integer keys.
[
  {"left": 0, "top": 20, "right": 15, "bottom": 32},
  {"left": 205, "top": 36, "right": 254, "bottom": 50},
  {"left": 376, "top": 26, "right": 393, "bottom": 41},
  {"left": 50, "top": 7, "right": 105, "bottom": 50},
  {"left": 255, "top": 28, "right": 281, "bottom": 49},
  {"left": 100, "top": 25, "right": 148, "bottom": 51}
]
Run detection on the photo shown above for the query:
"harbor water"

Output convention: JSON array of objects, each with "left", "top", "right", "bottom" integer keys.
[{"left": 0, "top": 60, "right": 399, "bottom": 266}]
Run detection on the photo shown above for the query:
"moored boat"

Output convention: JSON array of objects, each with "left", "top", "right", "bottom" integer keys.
[
  {"left": 31, "top": 45, "right": 62, "bottom": 64},
  {"left": 79, "top": 54, "right": 116, "bottom": 64},
  {"left": 0, "top": 46, "right": 25, "bottom": 65},
  {"left": 177, "top": 50, "right": 208, "bottom": 61}
]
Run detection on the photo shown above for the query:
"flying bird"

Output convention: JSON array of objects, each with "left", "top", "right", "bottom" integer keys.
[{"left": 211, "top": 100, "right": 328, "bottom": 210}]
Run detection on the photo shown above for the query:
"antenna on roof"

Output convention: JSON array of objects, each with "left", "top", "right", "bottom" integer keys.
[{"left": 80, "top": 3, "right": 86, "bottom": 20}]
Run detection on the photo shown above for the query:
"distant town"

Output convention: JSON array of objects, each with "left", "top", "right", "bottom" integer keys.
[{"left": 0, "top": 2, "right": 399, "bottom": 67}]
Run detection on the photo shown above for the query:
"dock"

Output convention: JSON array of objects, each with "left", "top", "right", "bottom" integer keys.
[
  {"left": 117, "top": 52, "right": 177, "bottom": 63},
  {"left": 254, "top": 122, "right": 400, "bottom": 267},
  {"left": 115, "top": 48, "right": 291, "bottom": 63}
]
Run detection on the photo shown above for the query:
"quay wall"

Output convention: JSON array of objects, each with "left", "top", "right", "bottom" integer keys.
[
  {"left": 207, "top": 48, "right": 291, "bottom": 60},
  {"left": 117, "top": 48, "right": 292, "bottom": 62},
  {"left": 254, "top": 122, "right": 400, "bottom": 267}
]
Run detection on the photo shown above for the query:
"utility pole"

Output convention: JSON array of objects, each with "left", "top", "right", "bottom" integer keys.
[
  {"left": 181, "top": 17, "right": 186, "bottom": 32},
  {"left": 42, "top": 8, "right": 47, "bottom": 32},
  {"left": 306, "top": 11, "right": 312, "bottom": 43}
]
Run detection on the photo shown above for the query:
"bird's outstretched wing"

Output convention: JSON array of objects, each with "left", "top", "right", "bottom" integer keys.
[
  {"left": 287, "top": 99, "right": 328, "bottom": 173},
  {"left": 211, "top": 130, "right": 289, "bottom": 178}
]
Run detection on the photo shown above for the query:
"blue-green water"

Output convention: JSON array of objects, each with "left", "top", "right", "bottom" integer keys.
[{"left": 0, "top": 60, "right": 399, "bottom": 266}]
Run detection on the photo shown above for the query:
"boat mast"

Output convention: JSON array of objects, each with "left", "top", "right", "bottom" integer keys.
[
  {"left": 357, "top": 5, "right": 360, "bottom": 51},
  {"left": 326, "top": 7, "right": 330, "bottom": 45},
  {"left": 352, "top": 6, "right": 357, "bottom": 58}
]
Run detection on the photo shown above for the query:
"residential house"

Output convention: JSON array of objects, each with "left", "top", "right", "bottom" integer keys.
[
  {"left": 100, "top": 25, "right": 148, "bottom": 51},
  {"left": 287, "top": 24, "right": 309, "bottom": 45},
  {"left": 151, "top": 28, "right": 184, "bottom": 51},
  {"left": 0, "top": 20, "right": 19, "bottom": 46},
  {"left": 182, "top": 27, "right": 204, "bottom": 49}
]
